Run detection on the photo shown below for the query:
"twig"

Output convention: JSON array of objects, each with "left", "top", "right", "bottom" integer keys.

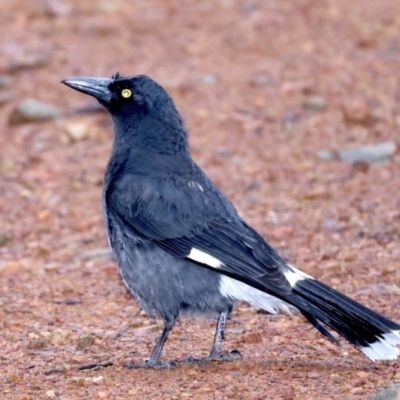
[{"left": 77, "top": 360, "right": 113, "bottom": 371}]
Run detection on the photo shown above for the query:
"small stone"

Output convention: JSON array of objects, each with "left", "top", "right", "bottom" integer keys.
[
  {"left": 307, "top": 372, "right": 320, "bottom": 379},
  {"left": 6, "top": 54, "right": 49, "bottom": 74},
  {"left": 9, "top": 99, "right": 60, "bottom": 125},
  {"left": 241, "top": 331, "right": 262, "bottom": 344},
  {"left": 0, "top": 231, "right": 10, "bottom": 247},
  {"left": 317, "top": 149, "right": 339, "bottom": 161},
  {"left": 339, "top": 142, "right": 397, "bottom": 164},
  {"left": 109, "top": 332, "right": 121, "bottom": 340},
  {"left": 92, "top": 376, "right": 103, "bottom": 384},
  {"left": 249, "top": 75, "right": 272, "bottom": 86},
  {"left": 350, "top": 387, "right": 364, "bottom": 395},
  {"left": 356, "top": 371, "right": 370, "bottom": 379},
  {"left": 45, "top": 390, "right": 56, "bottom": 398},
  {"left": 77, "top": 333, "right": 95, "bottom": 350},
  {"left": 368, "top": 385, "right": 400, "bottom": 399},
  {"left": 50, "top": 329, "right": 70, "bottom": 344},
  {"left": 342, "top": 97, "right": 373, "bottom": 125},
  {"left": 69, "top": 377, "right": 85, "bottom": 387},
  {"left": 202, "top": 74, "right": 217, "bottom": 85},
  {"left": 37, "top": 209, "right": 52, "bottom": 222},
  {"left": 303, "top": 95, "right": 327, "bottom": 112},
  {"left": 318, "top": 142, "right": 397, "bottom": 164},
  {"left": 64, "top": 122, "right": 90, "bottom": 142},
  {"left": 302, "top": 187, "right": 329, "bottom": 200},
  {"left": 27, "top": 336, "right": 49, "bottom": 350},
  {"left": 7, "top": 374, "right": 20, "bottom": 383}
]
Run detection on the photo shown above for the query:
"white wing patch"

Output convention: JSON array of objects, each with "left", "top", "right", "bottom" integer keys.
[
  {"left": 284, "top": 265, "right": 313, "bottom": 288},
  {"left": 187, "top": 248, "right": 223, "bottom": 269},
  {"left": 219, "top": 275, "right": 294, "bottom": 314}
]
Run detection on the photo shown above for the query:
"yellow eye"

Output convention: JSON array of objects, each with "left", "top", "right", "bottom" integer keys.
[{"left": 121, "top": 89, "right": 132, "bottom": 98}]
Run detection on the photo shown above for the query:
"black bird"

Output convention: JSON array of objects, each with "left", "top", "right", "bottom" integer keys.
[{"left": 62, "top": 73, "right": 400, "bottom": 368}]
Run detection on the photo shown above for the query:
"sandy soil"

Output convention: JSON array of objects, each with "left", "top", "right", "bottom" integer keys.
[{"left": 1, "top": 0, "right": 400, "bottom": 399}]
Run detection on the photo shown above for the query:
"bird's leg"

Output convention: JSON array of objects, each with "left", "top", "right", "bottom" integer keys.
[
  {"left": 125, "top": 317, "right": 177, "bottom": 369},
  {"left": 182, "top": 312, "right": 242, "bottom": 364}
]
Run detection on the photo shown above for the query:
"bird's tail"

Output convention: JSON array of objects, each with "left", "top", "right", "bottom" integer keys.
[{"left": 288, "top": 267, "right": 400, "bottom": 361}]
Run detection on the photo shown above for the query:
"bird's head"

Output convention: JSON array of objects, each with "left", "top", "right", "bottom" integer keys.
[
  {"left": 62, "top": 73, "right": 188, "bottom": 154},
  {"left": 62, "top": 72, "right": 174, "bottom": 115}
]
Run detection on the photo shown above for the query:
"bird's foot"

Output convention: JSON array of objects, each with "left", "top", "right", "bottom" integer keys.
[
  {"left": 125, "top": 359, "right": 177, "bottom": 370},
  {"left": 181, "top": 349, "right": 243, "bottom": 364}
]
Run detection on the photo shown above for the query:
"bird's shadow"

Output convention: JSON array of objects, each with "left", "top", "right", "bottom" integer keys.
[{"left": 177, "top": 357, "right": 387, "bottom": 374}]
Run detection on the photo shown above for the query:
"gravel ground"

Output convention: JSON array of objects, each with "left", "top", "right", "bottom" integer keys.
[{"left": 1, "top": 1, "right": 400, "bottom": 399}]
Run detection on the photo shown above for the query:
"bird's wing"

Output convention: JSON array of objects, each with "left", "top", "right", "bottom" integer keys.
[{"left": 106, "top": 172, "right": 293, "bottom": 298}]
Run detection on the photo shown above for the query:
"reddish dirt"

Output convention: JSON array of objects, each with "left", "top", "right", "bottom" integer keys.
[{"left": 1, "top": 1, "right": 400, "bottom": 399}]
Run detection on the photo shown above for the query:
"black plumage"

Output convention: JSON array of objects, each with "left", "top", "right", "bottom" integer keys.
[{"left": 62, "top": 73, "right": 400, "bottom": 368}]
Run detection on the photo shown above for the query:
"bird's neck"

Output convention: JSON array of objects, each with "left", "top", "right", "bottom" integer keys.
[
  {"left": 112, "top": 112, "right": 189, "bottom": 157},
  {"left": 109, "top": 115, "right": 192, "bottom": 177}
]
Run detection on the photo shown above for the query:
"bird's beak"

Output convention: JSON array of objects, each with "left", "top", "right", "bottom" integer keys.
[{"left": 62, "top": 77, "right": 114, "bottom": 103}]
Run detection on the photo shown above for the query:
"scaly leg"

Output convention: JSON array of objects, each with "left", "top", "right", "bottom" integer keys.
[
  {"left": 126, "top": 317, "right": 177, "bottom": 369},
  {"left": 182, "top": 312, "right": 242, "bottom": 364}
]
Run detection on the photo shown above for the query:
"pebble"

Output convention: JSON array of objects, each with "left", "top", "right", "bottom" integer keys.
[
  {"left": 350, "top": 387, "right": 364, "bottom": 395},
  {"left": 202, "top": 74, "right": 217, "bottom": 85},
  {"left": 50, "top": 328, "right": 71, "bottom": 344},
  {"left": 0, "top": 230, "right": 10, "bottom": 247},
  {"left": 6, "top": 53, "right": 49, "bottom": 74},
  {"left": 367, "top": 385, "right": 400, "bottom": 400},
  {"left": 64, "top": 122, "right": 90, "bottom": 142},
  {"left": 109, "top": 332, "right": 121, "bottom": 340},
  {"left": 241, "top": 331, "right": 263, "bottom": 344},
  {"left": 9, "top": 99, "right": 60, "bottom": 125},
  {"left": 303, "top": 95, "right": 327, "bottom": 112},
  {"left": 339, "top": 142, "right": 396, "bottom": 163},
  {"left": 356, "top": 371, "right": 370, "bottom": 379},
  {"left": 317, "top": 142, "right": 397, "bottom": 164},
  {"left": 249, "top": 75, "right": 272, "bottom": 86},
  {"left": 77, "top": 333, "right": 96, "bottom": 350},
  {"left": 342, "top": 97, "right": 372, "bottom": 125},
  {"left": 91, "top": 375, "right": 103, "bottom": 384}
]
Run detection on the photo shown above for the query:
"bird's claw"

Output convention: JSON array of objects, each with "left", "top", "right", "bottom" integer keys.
[{"left": 125, "top": 359, "right": 177, "bottom": 369}]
